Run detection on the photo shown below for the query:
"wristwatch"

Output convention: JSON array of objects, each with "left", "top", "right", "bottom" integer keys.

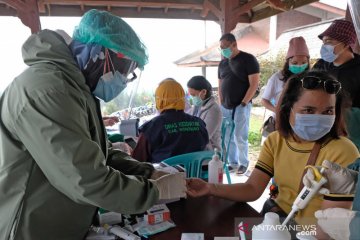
[{"left": 241, "top": 101, "right": 247, "bottom": 107}]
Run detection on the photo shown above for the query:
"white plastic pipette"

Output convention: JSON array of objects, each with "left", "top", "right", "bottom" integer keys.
[{"left": 281, "top": 166, "right": 327, "bottom": 226}]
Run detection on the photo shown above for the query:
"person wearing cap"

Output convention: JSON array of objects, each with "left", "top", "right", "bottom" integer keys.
[
  {"left": 218, "top": 33, "right": 260, "bottom": 175},
  {"left": 261, "top": 36, "right": 310, "bottom": 146},
  {"left": 262, "top": 36, "right": 310, "bottom": 115},
  {"left": 0, "top": 9, "right": 187, "bottom": 239},
  {"left": 313, "top": 19, "right": 360, "bottom": 151},
  {"left": 187, "top": 75, "right": 222, "bottom": 151},
  {"left": 132, "top": 78, "right": 209, "bottom": 163}
]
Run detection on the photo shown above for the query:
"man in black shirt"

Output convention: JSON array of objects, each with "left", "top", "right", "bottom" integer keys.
[
  {"left": 313, "top": 19, "right": 360, "bottom": 150},
  {"left": 218, "top": 33, "right": 260, "bottom": 175}
]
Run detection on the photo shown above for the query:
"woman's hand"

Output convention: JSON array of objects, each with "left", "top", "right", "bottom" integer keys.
[{"left": 186, "top": 178, "right": 211, "bottom": 197}]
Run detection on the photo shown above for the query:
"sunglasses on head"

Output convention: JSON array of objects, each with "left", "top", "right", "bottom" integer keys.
[{"left": 300, "top": 76, "right": 341, "bottom": 94}]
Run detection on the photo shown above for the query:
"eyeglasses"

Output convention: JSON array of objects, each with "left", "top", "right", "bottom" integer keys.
[{"left": 301, "top": 76, "right": 341, "bottom": 94}]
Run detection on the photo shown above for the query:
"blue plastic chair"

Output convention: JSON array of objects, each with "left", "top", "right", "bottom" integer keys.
[
  {"left": 221, "top": 117, "right": 235, "bottom": 184},
  {"left": 162, "top": 151, "right": 214, "bottom": 178}
]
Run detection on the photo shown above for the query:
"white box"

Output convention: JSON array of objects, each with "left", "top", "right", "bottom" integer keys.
[{"left": 181, "top": 233, "right": 204, "bottom": 240}]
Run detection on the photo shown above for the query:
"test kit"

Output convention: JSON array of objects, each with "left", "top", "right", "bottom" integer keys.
[{"left": 144, "top": 204, "right": 170, "bottom": 224}]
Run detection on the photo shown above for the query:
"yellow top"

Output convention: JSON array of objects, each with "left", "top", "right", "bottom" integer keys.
[{"left": 256, "top": 131, "right": 359, "bottom": 225}]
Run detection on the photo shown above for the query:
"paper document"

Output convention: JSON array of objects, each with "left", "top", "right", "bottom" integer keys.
[{"left": 181, "top": 233, "right": 204, "bottom": 240}]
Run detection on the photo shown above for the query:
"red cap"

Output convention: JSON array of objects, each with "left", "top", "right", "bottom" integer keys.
[{"left": 286, "top": 36, "right": 309, "bottom": 59}]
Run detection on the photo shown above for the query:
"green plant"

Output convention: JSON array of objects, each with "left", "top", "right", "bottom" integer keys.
[
  {"left": 258, "top": 50, "right": 286, "bottom": 88},
  {"left": 249, "top": 131, "right": 261, "bottom": 148},
  {"left": 248, "top": 111, "right": 263, "bottom": 150}
]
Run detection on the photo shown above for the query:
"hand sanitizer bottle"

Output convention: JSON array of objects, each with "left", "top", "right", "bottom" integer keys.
[
  {"left": 208, "top": 148, "right": 223, "bottom": 184},
  {"left": 252, "top": 212, "right": 291, "bottom": 240}
]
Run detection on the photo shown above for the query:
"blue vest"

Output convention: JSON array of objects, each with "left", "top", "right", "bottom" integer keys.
[{"left": 139, "top": 110, "right": 209, "bottom": 163}]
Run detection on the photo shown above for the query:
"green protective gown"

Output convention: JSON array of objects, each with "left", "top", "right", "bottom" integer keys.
[{"left": 0, "top": 30, "right": 158, "bottom": 240}]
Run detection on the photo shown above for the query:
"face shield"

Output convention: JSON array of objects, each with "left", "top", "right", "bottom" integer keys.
[{"left": 108, "top": 49, "right": 139, "bottom": 83}]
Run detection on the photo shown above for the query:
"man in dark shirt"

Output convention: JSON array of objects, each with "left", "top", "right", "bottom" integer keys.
[
  {"left": 132, "top": 78, "right": 209, "bottom": 163},
  {"left": 218, "top": 33, "right": 260, "bottom": 175},
  {"left": 313, "top": 19, "right": 360, "bottom": 150}
]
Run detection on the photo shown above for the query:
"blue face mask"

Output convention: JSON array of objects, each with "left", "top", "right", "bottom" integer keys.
[
  {"left": 191, "top": 96, "right": 203, "bottom": 107},
  {"left": 92, "top": 71, "right": 127, "bottom": 102},
  {"left": 289, "top": 63, "right": 308, "bottom": 74},
  {"left": 221, "top": 47, "right": 232, "bottom": 58},
  {"left": 291, "top": 113, "right": 335, "bottom": 141},
  {"left": 320, "top": 44, "right": 338, "bottom": 63}
]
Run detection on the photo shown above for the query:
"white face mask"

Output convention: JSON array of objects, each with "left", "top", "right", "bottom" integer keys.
[
  {"left": 320, "top": 42, "right": 344, "bottom": 63},
  {"left": 291, "top": 113, "right": 335, "bottom": 141}
]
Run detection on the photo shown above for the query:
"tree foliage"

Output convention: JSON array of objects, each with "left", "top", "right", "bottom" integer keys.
[
  {"left": 258, "top": 50, "right": 286, "bottom": 88},
  {"left": 101, "top": 90, "right": 155, "bottom": 115}
]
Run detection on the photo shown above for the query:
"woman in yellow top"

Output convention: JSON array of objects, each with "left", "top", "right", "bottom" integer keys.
[{"left": 187, "top": 70, "right": 359, "bottom": 236}]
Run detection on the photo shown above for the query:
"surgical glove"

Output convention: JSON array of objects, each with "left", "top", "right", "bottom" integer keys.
[
  {"left": 150, "top": 170, "right": 169, "bottom": 180},
  {"left": 315, "top": 208, "right": 356, "bottom": 240},
  {"left": 303, "top": 160, "right": 358, "bottom": 195},
  {"left": 348, "top": 157, "right": 360, "bottom": 172},
  {"left": 150, "top": 172, "right": 186, "bottom": 200},
  {"left": 111, "top": 142, "right": 132, "bottom": 155}
]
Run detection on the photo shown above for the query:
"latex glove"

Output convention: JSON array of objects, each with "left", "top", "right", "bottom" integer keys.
[
  {"left": 111, "top": 142, "right": 132, "bottom": 155},
  {"left": 315, "top": 208, "right": 356, "bottom": 240},
  {"left": 348, "top": 157, "right": 360, "bottom": 172},
  {"left": 150, "top": 172, "right": 186, "bottom": 200},
  {"left": 303, "top": 160, "right": 358, "bottom": 195},
  {"left": 150, "top": 170, "right": 170, "bottom": 180}
]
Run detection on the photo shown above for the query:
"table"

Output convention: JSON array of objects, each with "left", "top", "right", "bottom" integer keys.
[{"left": 150, "top": 196, "right": 261, "bottom": 240}]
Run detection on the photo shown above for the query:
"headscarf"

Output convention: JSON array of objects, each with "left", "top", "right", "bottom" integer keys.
[{"left": 155, "top": 78, "right": 185, "bottom": 113}]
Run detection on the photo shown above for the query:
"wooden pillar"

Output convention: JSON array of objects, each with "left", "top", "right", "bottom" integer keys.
[
  {"left": 219, "top": 0, "right": 239, "bottom": 34},
  {"left": 4, "top": 0, "right": 41, "bottom": 34},
  {"left": 201, "top": 66, "right": 206, "bottom": 78}
]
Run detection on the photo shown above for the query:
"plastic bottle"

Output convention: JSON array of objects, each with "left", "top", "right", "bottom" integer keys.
[
  {"left": 208, "top": 148, "right": 223, "bottom": 184},
  {"left": 252, "top": 212, "right": 291, "bottom": 240}
]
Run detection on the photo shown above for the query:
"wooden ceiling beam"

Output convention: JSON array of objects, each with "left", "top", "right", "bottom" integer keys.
[
  {"left": 203, "top": 0, "right": 221, "bottom": 19},
  {"left": 200, "top": 7, "right": 209, "bottom": 18},
  {"left": 25, "top": 5, "right": 218, "bottom": 20},
  {"left": 3, "top": 0, "right": 41, "bottom": 33},
  {"left": 40, "top": 0, "right": 205, "bottom": 10},
  {"left": 233, "top": 0, "right": 263, "bottom": 17},
  {"left": 266, "top": 0, "right": 288, "bottom": 11},
  {"left": 37, "top": 0, "right": 45, "bottom": 12},
  {"left": 251, "top": 0, "right": 318, "bottom": 22}
]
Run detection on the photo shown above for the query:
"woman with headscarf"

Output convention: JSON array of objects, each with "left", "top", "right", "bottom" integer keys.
[
  {"left": 132, "top": 78, "right": 209, "bottom": 163},
  {"left": 187, "top": 75, "right": 222, "bottom": 151}
]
